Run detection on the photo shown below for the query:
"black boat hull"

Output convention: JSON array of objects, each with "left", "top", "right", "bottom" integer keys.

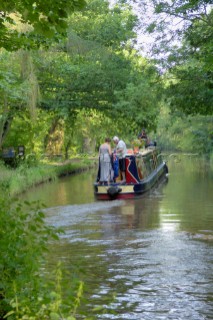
[{"left": 94, "top": 159, "right": 168, "bottom": 200}]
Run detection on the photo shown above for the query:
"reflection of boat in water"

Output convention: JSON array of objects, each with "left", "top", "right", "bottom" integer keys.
[{"left": 94, "top": 147, "right": 168, "bottom": 200}]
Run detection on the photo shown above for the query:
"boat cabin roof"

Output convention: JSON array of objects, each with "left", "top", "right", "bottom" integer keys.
[{"left": 126, "top": 147, "right": 156, "bottom": 157}]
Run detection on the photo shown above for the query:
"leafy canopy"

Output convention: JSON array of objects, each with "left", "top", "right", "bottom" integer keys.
[
  {"left": 0, "top": 0, "right": 86, "bottom": 50},
  {"left": 163, "top": 8, "right": 213, "bottom": 116},
  {"left": 36, "top": 1, "right": 162, "bottom": 132},
  {"left": 126, "top": 0, "right": 213, "bottom": 116}
]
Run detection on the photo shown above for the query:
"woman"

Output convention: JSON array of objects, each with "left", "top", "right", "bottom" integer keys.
[{"left": 99, "top": 138, "right": 112, "bottom": 185}]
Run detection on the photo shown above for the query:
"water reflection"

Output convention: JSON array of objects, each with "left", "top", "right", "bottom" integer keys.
[
  {"left": 23, "top": 157, "right": 213, "bottom": 319},
  {"left": 22, "top": 169, "right": 97, "bottom": 206}
]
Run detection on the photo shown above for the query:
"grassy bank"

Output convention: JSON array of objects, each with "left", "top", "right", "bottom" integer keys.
[{"left": 0, "top": 158, "right": 97, "bottom": 196}]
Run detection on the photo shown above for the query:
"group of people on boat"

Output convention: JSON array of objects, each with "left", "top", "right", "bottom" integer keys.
[
  {"left": 97, "top": 136, "right": 127, "bottom": 185},
  {"left": 97, "top": 130, "right": 153, "bottom": 186}
]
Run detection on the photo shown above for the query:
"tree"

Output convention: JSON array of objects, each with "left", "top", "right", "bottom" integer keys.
[
  {"left": 67, "top": 0, "right": 138, "bottom": 49},
  {"left": 163, "top": 9, "right": 213, "bottom": 116},
  {"left": 125, "top": 0, "right": 213, "bottom": 116},
  {"left": 165, "top": 59, "right": 213, "bottom": 116},
  {"left": 37, "top": 0, "right": 162, "bottom": 135},
  {"left": 1, "top": 0, "right": 164, "bottom": 155},
  {"left": 0, "top": 0, "right": 87, "bottom": 148},
  {"left": 0, "top": 51, "right": 27, "bottom": 149},
  {"left": 0, "top": 0, "right": 86, "bottom": 51},
  {"left": 113, "top": 53, "right": 162, "bottom": 132},
  {"left": 130, "top": 0, "right": 212, "bottom": 61},
  {"left": 184, "top": 10, "right": 213, "bottom": 71}
]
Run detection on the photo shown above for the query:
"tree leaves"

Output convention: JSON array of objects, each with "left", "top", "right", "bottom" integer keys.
[
  {"left": 35, "top": 1, "right": 162, "bottom": 134},
  {"left": 166, "top": 62, "right": 213, "bottom": 116},
  {"left": 163, "top": 9, "right": 213, "bottom": 116},
  {"left": 0, "top": 0, "right": 87, "bottom": 51},
  {"left": 131, "top": 0, "right": 213, "bottom": 116}
]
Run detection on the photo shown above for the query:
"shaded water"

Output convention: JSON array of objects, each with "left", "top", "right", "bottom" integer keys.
[{"left": 23, "top": 156, "right": 213, "bottom": 319}]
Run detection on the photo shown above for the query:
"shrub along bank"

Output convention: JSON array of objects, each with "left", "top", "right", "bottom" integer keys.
[
  {"left": 0, "top": 196, "right": 84, "bottom": 320},
  {"left": 0, "top": 158, "right": 96, "bottom": 196},
  {"left": 0, "top": 158, "right": 96, "bottom": 319}
]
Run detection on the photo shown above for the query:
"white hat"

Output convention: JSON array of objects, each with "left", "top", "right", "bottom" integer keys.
[{"left": 113, "top": 136, "right": 119, "bottom": 142}]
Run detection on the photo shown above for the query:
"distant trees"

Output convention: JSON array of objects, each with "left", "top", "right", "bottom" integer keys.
[
  {"left": 1, "top": 0, "right": 163, "bottom": 156},
  {"left": 38, "top": 0, "right": 163, "bottom": 146},
  {"left": 1, "top": 0, "right": 211, "bottom": 156}
]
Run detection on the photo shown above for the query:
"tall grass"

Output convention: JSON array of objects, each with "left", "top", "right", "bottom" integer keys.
[{"left": 0, "top": 159, "right": 95, "bottom": 196}]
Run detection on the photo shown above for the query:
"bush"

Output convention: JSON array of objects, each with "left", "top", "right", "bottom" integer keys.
[{"left": 0, "top": 197, "right": 83, "bottom": 319}]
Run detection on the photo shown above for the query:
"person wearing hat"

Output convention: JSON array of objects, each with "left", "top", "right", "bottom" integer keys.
[{"left": 113, "top": 136, "right": 127, "bottom": 184}]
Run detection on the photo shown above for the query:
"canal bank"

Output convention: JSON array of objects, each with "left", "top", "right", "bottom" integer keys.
[{"left": 0, "top": 157, "right": 98, "bottom": 196}]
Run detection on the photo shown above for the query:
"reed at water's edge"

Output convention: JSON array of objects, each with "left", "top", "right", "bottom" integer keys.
[{"left": 0, "top": 157, "right": 97, "bottom": 196}]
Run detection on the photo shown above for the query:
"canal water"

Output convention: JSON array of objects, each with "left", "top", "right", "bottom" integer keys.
[{"left": 23, "top": 156, "right": 213, "bottom": 319}]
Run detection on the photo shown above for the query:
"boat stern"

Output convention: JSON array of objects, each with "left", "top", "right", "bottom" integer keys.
[{"left": 94, "top": 183, "right": 136, "bottom": 200}]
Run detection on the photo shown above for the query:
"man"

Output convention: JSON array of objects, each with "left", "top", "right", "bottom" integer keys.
[
  {"left": 138, "top": 128, "right": 149, "bottom": 148},
  {"left": 113, "top": 136, "right": 127, "bottom": 184},
  {"left": 138, "top": 128, "right": 147, "bottom": 140}
]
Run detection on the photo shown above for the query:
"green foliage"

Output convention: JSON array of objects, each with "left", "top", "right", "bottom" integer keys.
[
  {"left": 0, "top": 51, "right": 27, "bottom": 103},
  {"left": 114, "top": 77, "right": 161, "bottom": 132},
  {"left": 0, "top": 197, "right": 56, "bottom": 317},
  {"left": 0, "top": 50, "right": 41, "bottom": 148},
  {"left": 130, "top": 0, "right": 213, "bottom": 115},
  {"left": 0, "top": 0, "right": 212, "bottom": 157},
  {"left": 0, "top": 0, "right": 86, "bottom": 51},
  {"left": 135, "top": 0, "right": 213, "bottom": 117},
  {"left": 36, "top": 0, "right": 162, "bottom": 137},
  {"left": 184, "top": 10, "right": 213, "bottom": 70},
  {"left": 3, "top": 109, "right": 56, "bottom": 155},
  {"left": 0, "top": 196, "right": 85, "bottom": 319},
  {"left": 68, "top": 0, "right": 138, "bottom": 48},
  {"left": 0, "top": 158, "right": 94, "bottom": 196},
  {"left": 165, "top": 59, "right": 213, "bottom": 116},
  {"left": 1, "top": 0, "right": 163, "bottom": 156},
  {"left": 0, "top": 161, "right": 57, "bottom": 195},
  {"left": 163, "top": 10, "right": 213, "bottom": 116},
  {"left": 140, "top": 0, "right": 212, "bottom": 48},
  {"left": 155, "top": 105, "right": 213, "bottom": 154}
]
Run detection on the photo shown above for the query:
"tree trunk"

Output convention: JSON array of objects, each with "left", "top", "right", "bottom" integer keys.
[
  {"left": 0, "top": 116, "right": 13, "bottom": 150},
  {"left": 44, "top": 118, "right": 64, "bottom": 156},
  {"left": 82, "top": 137, "right": 96, "bottom": 154},
  {"left": 64, "top": 140, "right": 72, "bottom": 159}
]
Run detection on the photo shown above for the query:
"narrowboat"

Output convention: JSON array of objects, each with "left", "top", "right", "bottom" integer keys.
[{"left": 94, "top": 147, "right": 168, "bottom": 200}]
